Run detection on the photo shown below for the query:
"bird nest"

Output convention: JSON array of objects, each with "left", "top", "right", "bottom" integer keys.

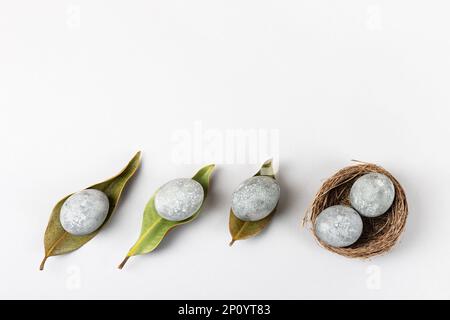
[{"left": 304, "top": 162, "right": 408, "bottom": 258}]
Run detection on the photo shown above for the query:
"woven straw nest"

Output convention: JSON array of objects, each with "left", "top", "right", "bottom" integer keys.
[{"left": 304, "top": 162, "right": 408, "bottom": 258}]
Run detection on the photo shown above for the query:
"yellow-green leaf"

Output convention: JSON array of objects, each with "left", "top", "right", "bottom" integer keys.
[
  {"left": 40, "top": 151, "right": 142, "bottom": 270},
  {"left": 118, "top": 164, "right": 215, "bottom": 269},
  {"left": 229, "top": 159, "right": 278, "bottom": 246}
]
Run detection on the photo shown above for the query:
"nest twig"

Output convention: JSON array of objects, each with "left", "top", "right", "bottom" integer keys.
[{"left": 304, "top": 162, "right": 408, "bottom": 258}]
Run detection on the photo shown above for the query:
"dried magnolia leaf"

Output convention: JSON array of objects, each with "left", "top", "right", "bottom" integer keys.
[
  {"left": 118, "top": 164, "right": 215, "bottom": 269},
  {"left": 229, "top": 159, "right": 278, "bottom": 246},
  {"left": 40, "top": 151, "right": 141, "bottom": 270}
]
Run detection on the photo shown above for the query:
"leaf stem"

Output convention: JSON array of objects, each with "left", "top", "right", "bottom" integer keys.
[
  {"left": 229, "top": 239, "right": 236, "bottom": 246},
  {"left": 39, "top": 256, "right": 48, "bottom": 271},
  {"left": 118, "top": 256, "right": 130, "bottom": 269},
  {"left": 41, "top": 232, "right": 67, "bottom": 271}
]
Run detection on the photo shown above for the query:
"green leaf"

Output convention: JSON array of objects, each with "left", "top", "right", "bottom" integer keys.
[
  {"left": 118, "top": 164, "right": 215, "bottom": 269},
  {"left": 229, "top": 159, "right": 278, "bottom": 246},
  {"left": 40, "top": 151, "right": 142, "bottom": 270}
]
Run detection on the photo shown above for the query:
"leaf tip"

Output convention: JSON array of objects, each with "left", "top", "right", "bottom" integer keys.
[
  {"left": 134, "top": 151, "right": 142, "bottom": 161},
  {"left": 259, "top": 158, "right": 276, "bottom": 177},
  {"left": 193, "top": 164, "right": 216, "bottom": 183},
  {"left": 118, "top": 256, "right": 130, "bottom": 270},
  {"left": 263, "top": 158, "right": 273, "bottom": 166}
]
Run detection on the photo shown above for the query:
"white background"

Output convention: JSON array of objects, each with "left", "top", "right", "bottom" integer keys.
[{"left": 1, "top": 1, "right": 449, "bottom": 299}]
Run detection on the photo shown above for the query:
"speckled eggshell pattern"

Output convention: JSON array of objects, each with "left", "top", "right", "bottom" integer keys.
[
  {"left": 154, "top": 178, "right": 204, "bottom": 222},
  {"left": 350, "top": 173, "right": 395, "bottom": 217},
  {"left": 231, "top": 176, "right": 280, "bottom": 222},
  {"left": 60, "top": 189, "right": 110, "bottom": 236},
  {"left": 314, "top": 205, "right": 363, "bottom": 248}
]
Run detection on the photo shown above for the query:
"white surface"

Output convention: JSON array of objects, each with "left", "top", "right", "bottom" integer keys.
[{"left": 1, "top": 1, "right": 450, "bottom": 299}]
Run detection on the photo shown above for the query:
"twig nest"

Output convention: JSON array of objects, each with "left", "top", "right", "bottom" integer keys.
[
  {"left": 315, "top": 205, "right": 363, "bottom": 248},
  {"left": 305, "top": 163, "right": 408, "bottom": 258},
  {"left": 154, "top": 178, "right": 204, "bottom": 221},
  {"left": 231, "top": 176, "right": 280, "bottom": 221},
  {"left": 60, "top": 189, "right": 110, "bottom": 236}
]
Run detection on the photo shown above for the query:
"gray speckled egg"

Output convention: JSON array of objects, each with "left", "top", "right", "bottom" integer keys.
[
  {"left": 60, "top": 189, "right": 110, "bottom": 236},
  {"left": 154, "top": 178, "right": 204, "bottom": 221},
  {"left": 350, "top": 173, "right": 395, "bottom": 217},
  {"left": 315, "top": 205, "right": 363, "bottom": 248},
  {"left": 231, "top": 176, "right": 280, "bottom": 222}
]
